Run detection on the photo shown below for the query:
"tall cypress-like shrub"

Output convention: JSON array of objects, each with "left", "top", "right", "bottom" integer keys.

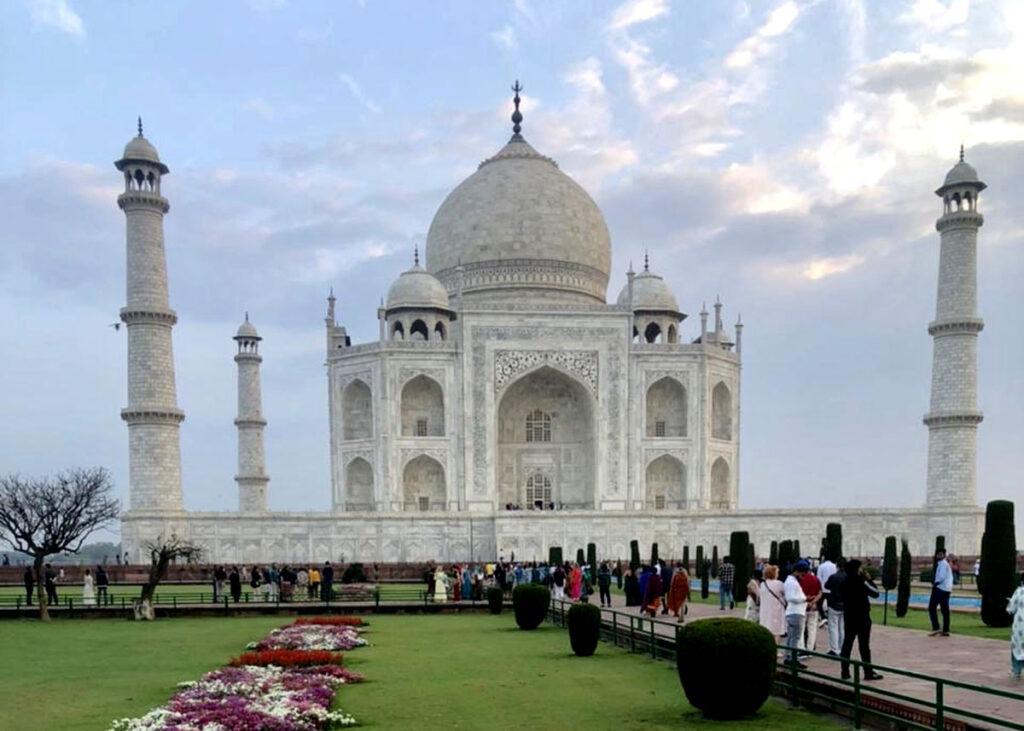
[
  {"left": 896, "top": 539, "right": 912, "bottom": 618},
  {"left": 826, "top": 523, "right": 842, "bottom": 561},
  {"left": 549, "top": 546, "right": 563, "bottom": 566},
  {"left": 651, "top": 543, "right": 660, "bottom": 565},
  {"left": 980, "top": 500, "right": 1016, "bottom": 627},
  {"left": 747, "top": 543, "right": 755, "bottom": 580},
  {"left": 769, "top": 541, "right": 778, "bottom": 565},
  {"left": 932, "top": 535, "right": 946, "bottom": 575},
  {"left": 587, "top": 543, "right": 597, "bottom": 574},
  {"left": 793, "top": 540, "right": 802, "bottom": 561},
  {"left": 711, "top": 546, "right": 719, "bottom": 578},
  {"left": 630, "top": 540, "right": 641, "bottom": 571},
  {"left": 683, "top": 545, "right": 690, "bottom": 572},
  {"left": 882, "top": 536, "right": 898, "bottom": 624},
  {"left": 729, "top": 532, "right": 750, "bottom": 599},
  {"left": 695, "top": 546, "right": 704, "bottom": 574},
  {"left": 777, "top": 540, "right": 793, "bottom": 579},
  {"left": 576, "top": 548, "right": 585, "bottom": 566},
  {"left": 701, "top": 550, "right": 710, "bottom": 599}
]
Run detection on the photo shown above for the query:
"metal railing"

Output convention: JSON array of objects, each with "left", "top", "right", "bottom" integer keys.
[{"left": 545, "top": 598, "right": 1024, "bottom": 731}]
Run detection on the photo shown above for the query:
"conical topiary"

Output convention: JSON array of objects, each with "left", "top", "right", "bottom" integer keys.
[
  {"left": 980, "top": 500, "right": 1016, "bottom": 627},
  {"left": 630, "top": 540, "right": 641, "bottom": 571},
  {"left": 825, "top": 523, "right": 842, "bottom": 562},
  {"left": 896, "top": 539, "right": 912, "bottom": 618}
]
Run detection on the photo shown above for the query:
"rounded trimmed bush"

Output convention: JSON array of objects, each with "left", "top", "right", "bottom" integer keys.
[
  {"left": 486, "top": 586, "right": 504, "bottom": 615},
  {"left": 512, "top": 584, "right": 550, "bottom": 630},
  {"left": 676, "top": 617, "right": 777, "bottom": 719},
  {"left": 568, "top": 602, "right": 601, "bottom": 656}
]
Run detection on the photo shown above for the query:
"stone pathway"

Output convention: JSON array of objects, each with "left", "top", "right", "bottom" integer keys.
[{"left": 593, "top": 591, "right": 1024, "bottom": 727}]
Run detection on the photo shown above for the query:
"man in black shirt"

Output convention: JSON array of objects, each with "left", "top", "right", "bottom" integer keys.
[{"left": 839, "top": 559, "right": 883, "bottom": 681}]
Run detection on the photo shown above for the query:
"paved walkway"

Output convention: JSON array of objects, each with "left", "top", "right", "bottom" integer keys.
[{"left": 595, "top": 591, "right": 1023, "bottom": 727}]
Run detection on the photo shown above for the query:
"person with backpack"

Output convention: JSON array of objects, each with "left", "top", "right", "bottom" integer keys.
[{"left": 597, "top": 562, "right": 612, "bottom": 607}]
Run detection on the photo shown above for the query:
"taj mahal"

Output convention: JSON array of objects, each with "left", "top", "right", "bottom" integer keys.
[{"left": 117, "top": 89, "right": 989, "bottom": 563}]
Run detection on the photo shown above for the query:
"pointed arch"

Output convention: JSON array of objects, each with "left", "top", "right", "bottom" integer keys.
[
  {"left": 401, "top": 374, "right": 445, "bottom": 436},
  {"left": 391, "top": 321, "right": 405, "bottom": 340},
  {"left": 710, "top": 457, "right": 731, "bottom": 509},
  {"left": 342, "top": 379, "right": 372, "bottom": 440},
  {"left": 645, "top": 454, "right": 686, "bottom": 509},
  {"left": 646, "top": 377, "right": 687, "bottom": 437},
  {"left": 344, "top": 457, "right": 374, "bottom": 510},
  {"left": 667, "top": 324, "right": 678, "bottom": 343},
  {"left": 403, "top": 454, "right": 445, "bottom": 511},
  {"left": 711, "top": 381, "right": 732, "bottom": 440},
  {"left": 410, "top": 319, "right": 429, "bottom": 341},
  {"left": 434, "top": 321, "right": 446, "bottom": 341},
  {"left": 644, "top": 321, "right": 662, "bottom": 343}
]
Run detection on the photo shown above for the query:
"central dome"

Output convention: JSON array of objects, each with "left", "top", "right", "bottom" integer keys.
[{"left": 425, "top": 134, "right": 612, "bottom": 304}]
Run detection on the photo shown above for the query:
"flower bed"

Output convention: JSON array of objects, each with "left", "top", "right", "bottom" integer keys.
[
  {"left": 293, "top": 616, "right": 366, "bottom": 627},
  {"left": 229, "top": 649, "right": 345, "bottom": 668},
  {"left": 107, "top": 664, "right": 361, "bottom": 730},
  {"left": 249, "top": 624, "right": 368, "bottom": 652}
]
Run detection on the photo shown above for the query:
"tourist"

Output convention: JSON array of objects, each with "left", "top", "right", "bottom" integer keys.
[
  {"left": 44, "top": 563, "right": 58, "bottom": 605},
  {"left": 744, "top": 568, "right": 762, "bottom": 623},
  {"left": 838, "top": 559, "right": 883, "bottom": 681},
  {"left": 452, "top": 565, "right": 462, "bottom": 601},
  {"left": 23, "top": 566, "right": 34, "bottom": 606},
  {"left": 637, "top": 565, "right": 651, "bottom": 613},
  {"left": 667, "top": 565, "right": 690, "bottom": 622},
  {"left": 928, "top": 548, "right": 953, "bottom": 637},
  {"left": 823, "top": 559, "right": 847, "bottom": 656},
  {"left": 229, "top": 566, "right": 242, "bottom": 603},
  {"left": 799, "top": 564, "right": 823, "bottom": 654},
  {"left": 597, "top": 562, "right": 612, "bottom": 607},
  {"left": 569, "top": 563, "right": 583, "bottom": 601},
  {"left": 96, "top": 565, "right": 109, "bottom": 605},
  {"left": 643, "top": 564, "right": 664, "bottom": 618},
  {"left": 211, "top": 567, "right": 220, "bottom": 601},
  {"left": 783, "top": 560, "right": 809, "bottom": 667},
  {"left": 432, "top": 565, "right": 449, "bottom": 603},
  {"left": 550, "top": 563, "right": 565, "bottom": 600},
  {"left": 296, "top": 566, "right": 309, "bottom": 600},
  {"left": 1007, "top": 574, "right": 1024, "bottom": 680},
  {"left": 719, "top": 555, "right": 736, "bottom": 610},
  {"left": 268, "top": 564, "right": 280, "bottom": 601},
  {"left": 950, "top": 555, "right": 961, "bottom": 586},
  {"left": 973, "top": 558, "right": 980, "bottom": 590},
  {"left": 250, "top": 565, "right": 263, "bottom": 598},
  {"left": 281, "top": 566, "right": 294, "bottom": 601},
  {"left": 215, "top": 565, "right": 227, "bottom": 601},
  {"left": 623, "top": 567, "right": 639, "bottom": 607},
  {"left": 123, "top": 552, "right": 129, "bottom": 565},
  {"left": 309, "top": 565, "right": 321, "bottom": 600},
  {"left": 82, "top": 569, "right": 96, "bottom": 607},
  {"left": 659, "top": 560, "right": 673, "bottom": 615},
  {"left": 321, "top": 561, "right": 334, "bottom": 601}
]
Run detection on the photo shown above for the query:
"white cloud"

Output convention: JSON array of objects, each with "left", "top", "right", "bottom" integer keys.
[
  {"left": 724, "top": 1, "right": 801, "bottom": 69},
  {"left": 490, "top": 24, "right": 518, "bottom": 51},
  {"left": 608, "top": 0, "right": 670, "bottom": 30},
  {"left": 801, "top": 253, "right": 866, "bottom": 280},
  {"left": 338, "top": 73, "right": 381, "bottom": 114},
  {"left": 243, "top": 97, "right": 275, "bottom": 119},
  {"left": 899, "top": 0, "right": 970, "bottom": 34},
  {"left": 28, "top": 0, "right": 85, "bottom": 37}
]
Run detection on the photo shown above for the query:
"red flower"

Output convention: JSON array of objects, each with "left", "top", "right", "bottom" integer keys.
[
  {"left": 292, "top": 616, "right": 365, "bottom": 627},
  {"left": 228, "top": 649, "right": 344, "bottom": 668}
]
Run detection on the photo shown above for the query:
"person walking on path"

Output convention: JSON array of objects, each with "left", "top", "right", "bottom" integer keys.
[
  {"left": 759, "top": 565, "right": 787, "bottom": 637},
  {"left": 229, "top": 566, "right": 242, "bottom": 603},
  {"left": 643, "top": 564, "right": 664, "bottom": 618},
  {"left": 667, "top": 565, "right": 691, "bottom": 622},
  {"left": 321, "top": 561, "right": 334, "bottom": 601},
  {"left": 744, "top": 568, "right": 762, "bottom": 623},
  {"left": 82, "top": 569, "right": 96, "bottom": 607},
  {"left": 929, "top": 548, "right": 953, "bottom": 636},
  {"left": 569, "top": 563, "right": 583, "bottom": 601},
  {"left": 823, "top": 559, "right": 847, "bottom": 655},
  {"left": 23, "top": 566, "right": 34, "bottom": 606},
  {"left": 719, "top": 556, "right": 736, "bottom": 610},
  {"left": 597, "top": 562, "right": 612, "bottom": 607},
  {"left": 552, "top": 563, "right": 566, "bottom": 600},
  {"left": 660, "top": 560, "right": 674, "bottom": 615},
  {"left": 839, "top": 559, "right": 883, "bottom": 681},
  {"left": 1007, "top": 574, "right": 1024, "bottom": 680},
  {"left": 783, "top": 560, "right": 809, "bottom": 667},
  {"left": 799, "top": 566, "right": 823, "bottom": 654},
  {"left": 623, "top": 568, "right": 639, "bottom": 607}
]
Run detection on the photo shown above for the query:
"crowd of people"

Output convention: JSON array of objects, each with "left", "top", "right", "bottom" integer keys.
[{"left": 208, "top": 562, "right": 337, "bottom": 603}]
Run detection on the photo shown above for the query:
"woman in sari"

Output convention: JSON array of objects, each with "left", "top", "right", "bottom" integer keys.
[
  {"left": 744, "top": 568, "right": 763, "bottom": 623},
  {"left": 758, "top": 565, "right": 786, "bottom": 637},
  {"left": 569, "top": 564, "right": 583, "bottom": 601},
  {"left": 452, "top": 564, "right": 462, "bottom": 602},
  {"left": 462, "top": 566, "right": 472, "bottom": 600},
  {"left": 643, "top": 565, "right": 664, "bottom": 618},
  {"left": 667, "top": 565, "right": 690, "bottom": 622}
]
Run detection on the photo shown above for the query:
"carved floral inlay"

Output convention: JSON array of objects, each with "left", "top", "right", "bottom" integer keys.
[{"left": 494, "top": 350, "right": 598, "bottom": 395}]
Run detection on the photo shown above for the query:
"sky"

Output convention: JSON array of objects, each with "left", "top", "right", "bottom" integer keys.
[{"left": 1, "top": 0, "right": 1022, "bottom": 543}]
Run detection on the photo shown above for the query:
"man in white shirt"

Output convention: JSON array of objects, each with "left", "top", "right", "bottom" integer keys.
[
  {"left": 784, "top": 560, "right": 809, "bottom": 667},
  {"left": 928, "top": 549, "right": 953, "bottom": 636},
  {"left": 816, "top": 556, "right": 838, "bottom": 643}
]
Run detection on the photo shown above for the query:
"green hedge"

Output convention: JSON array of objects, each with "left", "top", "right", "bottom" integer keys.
[
  {"left": 568, "top": 602, "right": 601, "bottom": 656},
  {"left": 549, "top": 546, "right": 563, "bottom": 566},
  {"left": 512, "top": 584, "right": 550, "bottom": 630},
  {"left": 676, "top": 618, "right": 777, "bottom": 719},
  {"left": 486, "top": 586, "right": 504, "bottom": 615}
]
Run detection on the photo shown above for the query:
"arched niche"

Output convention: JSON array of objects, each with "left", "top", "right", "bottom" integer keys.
[
  {"left": 645, "top": 454, "right": 686, "bottom": 509},
  {"left": 496, "top": 365, "right": 595, "bottom": 509},
  {"left": 711, "top": 381, "right": 732, "bottom": 440},
  {"left": 710, "top": 457, "right": 730, "bottom": 509},
  {"left": 342, "top": 379, "right": 372, "bottom": 440},
  {"left": 400, "top": 375, "right": 444, "bottom": 436},
  {"left": 410, "top": 319, "right": 429, "bottom": 341},
  {"left": 403, "top": 455, "right": 445, "bottom": 511},
  {"left": 646, "top": 377, "right": 687, "bottom": 437},
  {"left": 344, "top": 457, "right": 374, "bottom": 510}
]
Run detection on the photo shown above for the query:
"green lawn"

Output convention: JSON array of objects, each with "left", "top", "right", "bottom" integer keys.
[{"left": 0, "top": 613, "right": 838, "bottom": 731}]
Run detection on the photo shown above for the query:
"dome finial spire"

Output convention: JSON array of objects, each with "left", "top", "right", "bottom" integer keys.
[
  {"left": 414, "top": 244, "right": 420, "bottom": 267},
  {"left": 244, "top": 311, "right": 249, "bottom": 322},
  {"left": 137, "top": 116, "right": 143, "bottom": 137},
  {"left": 643, "top": 250, "right": 650, "bottom": 272},
  {"left": 511, "top": 80, "right": 524, "bottom": 138},
  {"left": 959, "top": 144, "right": 965, "bottom": 162}
]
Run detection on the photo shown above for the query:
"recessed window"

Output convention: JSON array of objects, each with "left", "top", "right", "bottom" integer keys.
[
  {"left": 525, "top": 473, "right": 552, "bottom": 506},
  {"left": 416, "top": 418, "right": 428, "bottom": 437},
  {"left": 418, "top": 496, "right": 430, "bottom": 511},
  {"left": 655, "top": 421, "right": 666, "bottom": 437},
  {"left": 525, "top": 409, "right": 551, "bottom": 443},
  {"left": 655, "top": 494, "right": 666, "bottom": 510}
]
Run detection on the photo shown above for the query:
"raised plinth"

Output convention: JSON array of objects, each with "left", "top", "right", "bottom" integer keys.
[
  {"left": 121, "top": 407, "right": 186, "bottom": 425},
  {"left": 923, "top": 411, "right": 984, "bottom": 427}
]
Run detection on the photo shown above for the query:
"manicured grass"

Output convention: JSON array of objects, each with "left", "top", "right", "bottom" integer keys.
[
  {"left": 0, "top": 616, "right": 285, "bottom": 731},
  {"left": 339, "top": 613, "right": 835, "bottom": 730}
]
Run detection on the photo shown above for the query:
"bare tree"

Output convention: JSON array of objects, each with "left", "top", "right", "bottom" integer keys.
[
  {"left": 0, "top": 468, "right": 119, "bottom": 621},
  {"left": 134, "top": 534, "right": 204, "bottom": 620}
]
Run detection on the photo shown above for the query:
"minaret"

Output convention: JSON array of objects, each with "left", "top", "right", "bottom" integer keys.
[
  {"left": 924, "top": 147, "right": 985, "bottom": 508},
  {"left": 234, "top": 314, "right": 269, "bottom": 512},
  {"left": 115, "top": 120, "right": 185, "bottom": 513}
]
